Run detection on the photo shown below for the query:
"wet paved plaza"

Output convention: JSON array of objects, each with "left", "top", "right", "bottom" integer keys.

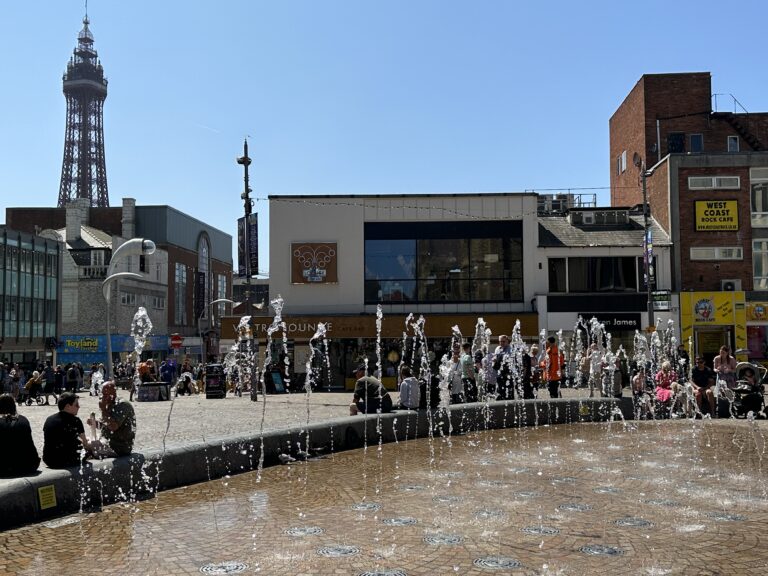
[{"left": 1, "top": 419, "right": 767, "bottom": 575}]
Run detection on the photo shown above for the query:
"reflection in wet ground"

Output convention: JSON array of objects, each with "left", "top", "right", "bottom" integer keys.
[{"left": 1, "top": 420, "right": 767, "bottom": 575}]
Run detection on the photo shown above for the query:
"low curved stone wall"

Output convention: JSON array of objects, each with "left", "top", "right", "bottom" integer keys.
[{"left": 0, "top": 397, "right": 630, "bottom": 530}]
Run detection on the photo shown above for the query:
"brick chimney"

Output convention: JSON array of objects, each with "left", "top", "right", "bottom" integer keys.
[
  {"left": 122, "top": 198, "right": 136, "bottom": 238},
  {"left": 65, "top": 198, "right": 90, "bottom": 244}
]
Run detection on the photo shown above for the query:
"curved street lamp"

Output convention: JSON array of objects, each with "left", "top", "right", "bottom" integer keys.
[
  {"left": 198, "top": 297, "right": 235, "bottom": 362},
  {"left": 102, "top": 238, "right": 156, "bottom": 378}
]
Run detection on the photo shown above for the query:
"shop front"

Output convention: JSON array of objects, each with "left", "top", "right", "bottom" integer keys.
[
  {"left": 221, "top": 313, "right": 539, "bottom": 391},
  {"left": 680, "top": 292, "right": 747, "bottom": 365},
  {"left": 57, "top": 334, "right": 170, "bottom": 368},
  {"left": 746, "top": 302, "right": 768, "bottom": 367}
]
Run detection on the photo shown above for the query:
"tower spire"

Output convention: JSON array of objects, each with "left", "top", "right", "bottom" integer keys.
[{"left": 57, "top": 12, "right": 110, "bottom": 208}]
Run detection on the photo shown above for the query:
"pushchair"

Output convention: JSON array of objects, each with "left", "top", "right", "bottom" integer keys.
[
  {"left": 18, "top": 378, "right": 50, "bottom": 406},
  {"left": 717, "top": 361, "right": 766, "bottom": 418}
]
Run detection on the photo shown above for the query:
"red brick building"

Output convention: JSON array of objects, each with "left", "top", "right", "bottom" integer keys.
[{"left": 610, "top": 72, "right": 768, "bottom": 362}]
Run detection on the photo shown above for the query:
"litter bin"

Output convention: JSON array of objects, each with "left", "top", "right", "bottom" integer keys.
[{"left": 205, "top": 363, "right": 226, "bottom": 399}]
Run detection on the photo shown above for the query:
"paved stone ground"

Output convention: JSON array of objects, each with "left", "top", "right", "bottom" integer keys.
[
  {"left": 16, "top": 386, "right": 608, "bottom": 462},
  {"left": 0, "top": 420, "right": 766, "bottom": 575}
]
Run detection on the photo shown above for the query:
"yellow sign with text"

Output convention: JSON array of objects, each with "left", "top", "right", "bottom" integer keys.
[
  {"left": 38, "top": 485, "right": 57, "bottom": 510},
  {"left": 695, "top": 200, "right": 738, "bottom": 231}
]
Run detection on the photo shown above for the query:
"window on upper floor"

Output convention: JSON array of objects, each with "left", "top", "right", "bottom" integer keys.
[
  {"left": 90, "top": 250, "right": 104, "bottom": 267},
  {"left": 753, "top": 240, "right": 768, "bottom": 290},
  {"left": 690, "top": 134, "right": 703, "bottom": 153},
  {"left": 690, "top": 247, "right": 744, "bottom": 260},
  {"left": 548, "top": 258, "right": 567, "bottom": 292},
  {"left": 668, "top": 132, "right": 686, "bottom": 153},
  {"left": 688, "top": 176, "right": 740, "bottom": 190},
  {"left": 751, "top": 168, "right": 768, "bottom": 228},
  {"left": 548, "top": 256, "right": 640, "bottom": 293},
  {"left": 120, "top": 291, "right": 136, "bottom": 306},
  {"left": 363, "top": 221, "right": 523, "bottom": 303},
  {"left": 728, "top": 135, "right": 740, "bottom": 152}
]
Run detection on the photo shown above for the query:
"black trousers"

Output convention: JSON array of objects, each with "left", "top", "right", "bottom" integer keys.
[{"left": 547, "top": 379, "right": 561, "bottom": 398}]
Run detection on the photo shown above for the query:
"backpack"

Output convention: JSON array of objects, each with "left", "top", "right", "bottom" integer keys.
[{"left": 67, "top": 367, "right": 78, "bottom": 381}]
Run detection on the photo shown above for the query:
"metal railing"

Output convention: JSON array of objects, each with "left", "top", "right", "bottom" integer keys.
[{"left": 78, "top": 265, "right": 108, "bottom": 279}]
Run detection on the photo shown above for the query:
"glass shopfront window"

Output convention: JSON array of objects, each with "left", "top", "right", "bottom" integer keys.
[{"left": 364, "top": 221, "right": 523, "bottom": 304}]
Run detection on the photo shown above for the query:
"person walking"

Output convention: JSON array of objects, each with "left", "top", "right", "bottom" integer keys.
[{"left": 542, "top": 336, "right": 563, "bottom": 398}]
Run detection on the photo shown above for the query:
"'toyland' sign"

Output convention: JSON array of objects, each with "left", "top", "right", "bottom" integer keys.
[{"left": 695, "top": 200, "right": 738, "bottom": 231}]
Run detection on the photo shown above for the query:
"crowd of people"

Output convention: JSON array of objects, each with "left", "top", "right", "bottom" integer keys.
[
  {"left": 347, "top": 335, "right": 758, "bottom": 420},
  {"left": 630, "top": 344, "right": 746, "bottom": 419},
  {"left": 349, "top": 333, "right": 570, "bottom": 414}
]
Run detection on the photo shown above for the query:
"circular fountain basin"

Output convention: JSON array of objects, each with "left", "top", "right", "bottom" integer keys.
[{"left": 0, "top": 420, "right": 766, "bottom": 575}]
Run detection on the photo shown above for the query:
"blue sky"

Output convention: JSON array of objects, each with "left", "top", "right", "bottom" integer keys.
[{"left": 1, "top": 0, "right": 766, "bottom": 277}]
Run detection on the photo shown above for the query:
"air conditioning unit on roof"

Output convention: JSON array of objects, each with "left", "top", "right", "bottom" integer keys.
[{"left": 721, "top": 279, "right": 741, "bottom": 291}]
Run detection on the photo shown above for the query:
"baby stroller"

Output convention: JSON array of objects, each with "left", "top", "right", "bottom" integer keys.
[
  {"left": 728, "top": 362, "right": 766, "bottom": 418},
  {"left": 717, "top": 362, "right": 766, "bottom": 417},
  {"left": 19, "top": 377, "right": 48, "bottom": 406}
]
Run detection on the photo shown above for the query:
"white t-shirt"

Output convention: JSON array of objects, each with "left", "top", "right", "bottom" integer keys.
[{"left": 399, "top": 376, "right": 421, "bottom": 409}]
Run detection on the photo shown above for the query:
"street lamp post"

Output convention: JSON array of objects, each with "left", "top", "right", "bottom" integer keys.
[
  {"left": 634, "top": 153, "right": 656, "bottom": 331},
  {"left": 237, "top": 139, "right": 253, "bottom": 308},
  {"left": 199, "top": 297, "right": 235, "bottom": 362},
  {"left": 102, "top": 238, "right": 156, "bottom": 378}
]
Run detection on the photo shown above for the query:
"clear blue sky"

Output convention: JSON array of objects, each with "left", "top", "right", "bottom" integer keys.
[{"left": 1, "top": 0, "right": 766, "bottom": 277}]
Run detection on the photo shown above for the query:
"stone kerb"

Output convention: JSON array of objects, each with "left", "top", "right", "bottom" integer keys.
[{"left": 0, "top": 397, "right": 625, "bottom": 530}]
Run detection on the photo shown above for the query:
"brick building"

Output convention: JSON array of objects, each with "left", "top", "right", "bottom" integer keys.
[
  {"left": 610, "top": 72, "right": 768, "bottom": 363},
  {"left": 6, "top": 199, "right": 232, "bottom": 367}
]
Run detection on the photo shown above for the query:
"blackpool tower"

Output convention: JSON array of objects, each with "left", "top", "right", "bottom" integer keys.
[{"left": 57, "top": 14, "right": 110, "bottom": 207}]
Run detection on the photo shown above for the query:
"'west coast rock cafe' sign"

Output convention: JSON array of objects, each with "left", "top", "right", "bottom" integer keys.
[{"left": 695, "top": 200, "right": 738, "bottom": 231}]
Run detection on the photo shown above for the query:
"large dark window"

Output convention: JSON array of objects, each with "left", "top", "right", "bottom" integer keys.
[
  {"left": 364, "top": 221, "right": 523, "bottom": 303},
  {"left": 549, "top": 258, "right": 566, "bottom": 292},
  {"left": 567, "top": 257, "right": 639, "bottom": 292}
]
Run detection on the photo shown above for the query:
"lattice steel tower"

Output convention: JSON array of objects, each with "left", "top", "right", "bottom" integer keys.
[{"left": 57, "top": 14, "right": 110, "bottom": 207}]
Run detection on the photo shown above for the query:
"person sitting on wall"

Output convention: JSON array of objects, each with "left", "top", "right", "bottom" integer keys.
[
  {"left": 397, "top": 365, "right": 421, "bottom": 410},
  {"left": 87, "top": 382, "right": 136, "bottom": 457},
  {"left": 352, "top": 364, "right": 393, "bottom": 414},
  {"left": 654, "top": 360, "right": 682, "bottom": 416},
  {"left": 0, "top": 393, "right": 40, "bottom": 476},
  {"left": 690, "top": 356, "right": 716, "bottom": 416},
  {"left": 714, "top": 345, "right": 737, "bottom": 388},
  {"left": 43, "top": 393, "right": 93, "bottom": 468}
]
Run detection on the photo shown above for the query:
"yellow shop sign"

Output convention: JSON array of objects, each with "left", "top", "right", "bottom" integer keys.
[
  {"left": 747, "top": 302, "right": 768, "bottom": 322},
  {"left": 681, "top": 291, "right": 742, "bottom": 325},
  {"left": 695, "top": 200, "right": 738, "bottom": 231}
]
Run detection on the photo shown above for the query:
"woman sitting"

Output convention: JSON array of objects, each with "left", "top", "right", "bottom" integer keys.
[
  {"left": 0, "top": 393, "right": 40, "bottom": 476},
  {"left": 654, "top": 360, "right": 682, "bottom": 416}
]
